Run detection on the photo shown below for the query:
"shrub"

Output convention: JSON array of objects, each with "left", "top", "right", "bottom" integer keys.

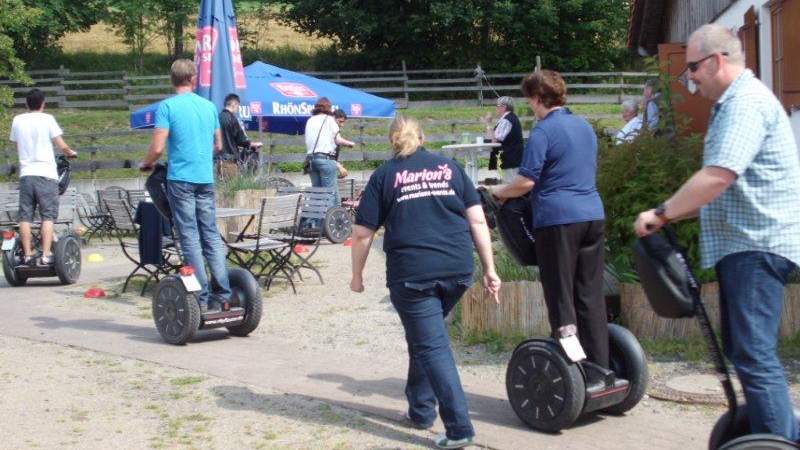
[{"left": 597, "top": 131, "right": 715, "bottom": 282}]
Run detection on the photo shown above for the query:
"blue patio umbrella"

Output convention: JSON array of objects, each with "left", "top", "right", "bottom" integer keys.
[
  {"left": 238, "top": 61, "right": 396, "bottom": 135},
  {"left": 129, "top": 0, "right": 245, "bottom": 128}
]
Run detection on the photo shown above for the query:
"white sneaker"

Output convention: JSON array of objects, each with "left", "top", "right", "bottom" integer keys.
[{"left": 434, "top": 433, "right": 475, "bottom": 449}]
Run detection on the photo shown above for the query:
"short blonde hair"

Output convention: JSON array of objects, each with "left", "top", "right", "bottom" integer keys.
[
  {"left": 389, "top": 115, "right": 424, "bottom": 158},
  {"left": 170, "top": 59, "right": 196, "bottom": 87}
]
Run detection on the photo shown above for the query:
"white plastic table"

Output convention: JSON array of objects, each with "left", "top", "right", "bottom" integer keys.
[{"left": 440, "top": 142, "right": 501, "bottom": 184}]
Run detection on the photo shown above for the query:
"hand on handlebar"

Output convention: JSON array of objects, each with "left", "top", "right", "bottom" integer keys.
[{"left": 138, "top": 161, "right": 154, "bottom": 172}]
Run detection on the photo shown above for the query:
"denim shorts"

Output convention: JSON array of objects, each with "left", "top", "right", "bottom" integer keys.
[{"left": 18, "top": 175, "right": 59, "bottom": 222}]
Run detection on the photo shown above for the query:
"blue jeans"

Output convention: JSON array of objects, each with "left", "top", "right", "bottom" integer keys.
[
  {"left": 389, "top": 276, "right": 475, "bottom": 440},
  {"left": 167, "top": 181, "right": 232, "bottom": 305},
  {"left": 716, "top": 251, "right": 798, "bottom": 441},
  {"left": 309, "top": 157, "right": 340, "bottom": 205}
]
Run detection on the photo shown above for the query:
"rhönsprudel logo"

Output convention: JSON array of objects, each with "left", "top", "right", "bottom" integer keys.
[
  {"left": 269, "top": 82, "right": 317, "bottom": 98},
  {"left": 350, "top": 103, "right": 363, "bottom": 116},
  {"left": 145, "top": 111, "right": 152, "bottom": 124}
]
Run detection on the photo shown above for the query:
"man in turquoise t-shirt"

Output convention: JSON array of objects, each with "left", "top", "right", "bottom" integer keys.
[{"left": 140, "top": 59, "right": 232, "bottom": 314}]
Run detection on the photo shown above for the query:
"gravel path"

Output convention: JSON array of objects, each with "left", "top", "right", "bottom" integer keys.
[{"left": 0, "top": 334, "right": 432, "bottom": 450}]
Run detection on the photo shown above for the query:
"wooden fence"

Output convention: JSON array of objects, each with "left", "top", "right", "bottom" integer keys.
[
  {"left": 2, "top": 65, "right": 656, "bottom": 110},
  {"left": 0, "top": 111, "right": 621, "bottom": 176}
]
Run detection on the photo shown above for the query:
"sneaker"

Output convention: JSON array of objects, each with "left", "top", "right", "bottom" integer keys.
[
  {"left": 403, "top": 411, "right": 433, "bottom": 430},
  {"left": 38, "top": 255, "right": 53, "bottom": 266},
  {"left": 434, "top": 434, "right": 475, "bottom": 449},
  {"left": 22, "top": 255, "right": 35, "bottom": 266}
]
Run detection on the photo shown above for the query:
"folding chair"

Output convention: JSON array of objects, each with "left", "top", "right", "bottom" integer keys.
[
  {"left": 77, "top": 192, "right": 110, "bottom": 243},
  {"left": 104, "top": 197, "right": 180, "bottom": 294},
  {"left": 226, "top": 193, "right": 301, "bottom": 293}
]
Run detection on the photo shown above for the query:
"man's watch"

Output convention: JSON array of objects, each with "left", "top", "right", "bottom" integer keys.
[{"left": 654, "top": 202, "right": 669, "bottom": 223}]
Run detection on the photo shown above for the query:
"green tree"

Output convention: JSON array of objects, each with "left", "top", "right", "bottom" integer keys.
[
  {"left": 267, "top": 0, "right": 630, "bottom": 70},
  {"left": 156, "top": 0, "right": 195, "bottom": 59},
  {"left": 5, "top": 0, "right": 107, "bottom": 63},
  {"left": 0, "top": 0, "right": 37, "bottom": 116},
  {"left": 107, "top": 0, "right": 162, "bottom": 71}
]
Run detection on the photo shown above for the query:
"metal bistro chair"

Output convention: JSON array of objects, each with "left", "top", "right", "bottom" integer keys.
[
  {"left": 277, "top": 186, "right": 352, "bottom": 244},
  {"left": 104, "top": 197, "right": 180, "bottom": 295},
  {"left": 226, "top": 194, "right": 302, "bottom": 293}
]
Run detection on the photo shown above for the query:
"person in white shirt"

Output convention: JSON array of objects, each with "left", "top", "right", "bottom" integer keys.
[
  {"left": 615, "top": 99, "right": 643, "bottom": 145},
  {"left": 8, "top": 89, "right": 76, "bottom": 265},
  {"left": 304, "top": 97, "right": 354, "bottom": 207}
]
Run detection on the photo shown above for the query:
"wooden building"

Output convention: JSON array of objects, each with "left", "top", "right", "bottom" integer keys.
[{"left": 628, "top": 0, "right": 799, "bottom": 135}]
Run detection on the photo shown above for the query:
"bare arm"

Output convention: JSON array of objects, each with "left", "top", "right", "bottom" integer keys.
[
  {"left": 634, "top": 166, "right": 736, "bottom": 236},
  {"left": 350, "top": 224, "right": 376, "bottom": 293},
  {"left": 335, "top": 133, "right": 356, "bottom": 148},
  {"left": 214, "top": 129, "right": 222, "bottom": 153},
  {"left": 141, "top": 128, "right": 168, "bottom": 168},
  {"left": 466, "top": 204, "right": 501, "bottom": 303},
  {"left": 493, "top": 175, "right": 535, "bottom": 200},
  {"left": 52, "top": 136, "right": 77, "bottom": 157}
]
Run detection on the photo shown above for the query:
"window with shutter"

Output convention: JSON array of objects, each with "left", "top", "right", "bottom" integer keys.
[
  {"left": 771, "top": 0, "right": 800, "bottom": 111},
  {"left": 738, "top": 6, "right": 759, "bottom": 77}
]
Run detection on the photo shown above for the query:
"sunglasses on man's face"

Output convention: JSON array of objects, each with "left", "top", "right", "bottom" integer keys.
[{"left": 685, "top": 52, "right": 728, "bottom": 73}]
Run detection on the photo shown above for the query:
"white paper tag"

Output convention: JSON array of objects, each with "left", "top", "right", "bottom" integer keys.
[
  {"left": 180, "top": 274, "right": 202, "bottom": 292},
  {"left": 1, "top": 239, "right": 14, "bottom": 251},
  {"left": 559, "top": 335, "right": 587, "bottom": 363}
]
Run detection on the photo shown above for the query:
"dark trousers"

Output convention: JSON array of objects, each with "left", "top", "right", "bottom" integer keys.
[
  {"left": 389, "top": 276, "right": 475, "bottom": 440},
  {"left": 534, "top": 220, "right": 608, "bottom": 368}
]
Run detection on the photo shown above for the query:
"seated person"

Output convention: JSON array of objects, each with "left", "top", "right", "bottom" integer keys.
[
  {"left": 218, "top": 93, "right": 262, "bottom": 170},
  {"left": 140, "top": 59, "right": 231, "bottom": 314},
  {"left": 9, "top": 88, "right": 77, "bottom": 265},
  {"left": 614, "top": 99, "right": 642, "bottom": 145}
]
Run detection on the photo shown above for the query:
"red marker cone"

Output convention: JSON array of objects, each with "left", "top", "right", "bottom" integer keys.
[
  {"left": 293, "top": 244, "right": 307, "bottom": 253},
  {"left": 343, "top": 237, "right": 352, "bottom": 247},
  {"left": 84, "top": 287, "right": 106, "bottom": 298}
]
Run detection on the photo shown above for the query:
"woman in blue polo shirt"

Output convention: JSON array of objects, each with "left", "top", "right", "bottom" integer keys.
[
  {"left": 494, "top": 70, "right": 609, "bottom": 375},
  {"left": 350, "top": 115, "right": 500, "bottom": 449}
]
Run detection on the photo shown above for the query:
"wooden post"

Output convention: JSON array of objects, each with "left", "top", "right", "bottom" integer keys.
[
  {"left": 359, "top": 123, "right": 366, "bottom": 162},
  {"left": 475, "top": 64, "right": 484, "bottom": 106},
  {"left": 619, "top": 72, "right": 624, "bottom": 104},
  {"left": 535, "top": 56, "right": 542, "bottom": 72},
  {"left": 401, "top": 60, "right": 409, "bottom": 105}
]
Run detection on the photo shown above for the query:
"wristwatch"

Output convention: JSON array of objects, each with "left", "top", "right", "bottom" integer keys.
[{"left": 654, "top": 202, "right": 669, "bottom": 223}]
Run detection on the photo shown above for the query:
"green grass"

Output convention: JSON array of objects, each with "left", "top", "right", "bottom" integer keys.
[
  {"left": 170, "top": 376, "right": 206, "bottom": 386},
  {"left": 0, "top": 103, "right": 624, "bottom": 180},
  {"left": 641, "top": 332, "right": 800, "bottom": 362}
]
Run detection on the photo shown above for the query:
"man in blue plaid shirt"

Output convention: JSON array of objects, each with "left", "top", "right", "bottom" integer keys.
[{"left": 635, "top": 24, "right": 800, "bottom": 441}]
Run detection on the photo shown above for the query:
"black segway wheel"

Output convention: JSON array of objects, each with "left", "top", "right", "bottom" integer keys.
[
  {"left": 718, "top": 434, "right": 799, "bottom": 450},
  {"left": 152, "top": 276, "right": 201, "bottom": 345},
  {"left": 54, "top": 235, "right": 81, "bottom": 284},
  {"left": 324, "top": 206, "right": 352, "bottom": 243},
  {"left": 506, "top": 339, "right": 586, "bottom": 432},
  {"left": 225, "top": 267, "right": 263, "bottom": 337},
  {"left": 602, "top": 323, "right": 648, "bottom": 415},
  {"left": 1, "top": 238, "right": 26, "bottom": 286}
]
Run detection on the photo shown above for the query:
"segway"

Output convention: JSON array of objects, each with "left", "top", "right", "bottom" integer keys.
[
  {"left": 1, "top": 155, "right": 81, "bottom": 286},
  {"left": 477, "top": 188, "right": 648, "bottom": 432},
  {"left": 634, "top": 228, "right": 800, "bottom": 449},
  {"left": 144, "top": 163, "right": 263, "bottom": 345}
]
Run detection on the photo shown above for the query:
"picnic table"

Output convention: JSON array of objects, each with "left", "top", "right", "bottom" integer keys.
[{"left": 440, "top": 142, "right": 501, "bottom": 184}]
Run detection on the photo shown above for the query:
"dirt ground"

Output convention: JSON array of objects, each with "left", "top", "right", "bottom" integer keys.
[{"left": 2, "top": 240, "right": 799, "bottom": 449}]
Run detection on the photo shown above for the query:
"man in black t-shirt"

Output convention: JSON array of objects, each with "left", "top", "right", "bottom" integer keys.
[{"left": 217, "top": 94, "right": 261, "bottom": 176}]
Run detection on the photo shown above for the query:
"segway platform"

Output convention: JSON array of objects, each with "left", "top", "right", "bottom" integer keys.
[{"left": 200, "top": 307, "right": 245, "bottom": 328}]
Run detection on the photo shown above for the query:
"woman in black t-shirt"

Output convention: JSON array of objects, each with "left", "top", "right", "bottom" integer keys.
[{"left": 350, "top": 115, "right": 500, "bottom": 449}]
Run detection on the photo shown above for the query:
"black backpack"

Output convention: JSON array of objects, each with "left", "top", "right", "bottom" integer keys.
[
  {"left": 632, "top": 229, "right": 696, "bottom": 319},
  {"left": 477, "top": 187, "right": 537, "bottom": 266},
  {"left": 56, "top": 155, "right": 71, "bottom": 195},
  {"left": 145, "top": 163, "right": 171, "bottom": 220}
]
